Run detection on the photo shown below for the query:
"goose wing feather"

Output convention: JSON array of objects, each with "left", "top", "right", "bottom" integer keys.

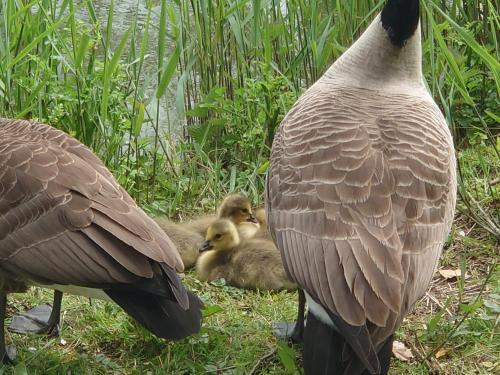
[
  {"left": 267, "top": 86, "right": 456, "bottom": 338},
  {"left": 0, "top": 119, "right": 184, "bottom": 291}
]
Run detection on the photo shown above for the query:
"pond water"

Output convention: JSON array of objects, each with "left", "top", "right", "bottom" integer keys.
[{"left": 76, "top": 0, "right": 181, "bottom": 137}]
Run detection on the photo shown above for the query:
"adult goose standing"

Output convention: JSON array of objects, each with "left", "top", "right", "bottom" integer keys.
[
  {"left": 0, "top": 118, "right": 203, "bottom": 363},
  {"left": 266, "top": 1, "right": 457, "bottom": 374}
]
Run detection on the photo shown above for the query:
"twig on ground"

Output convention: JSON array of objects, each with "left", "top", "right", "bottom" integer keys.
[
  {"left": 425, "top": 291, "right": 453, "bottom": 317},
  {"left": 408, "top": 331, "right": 442, "bottom": 373},
  {"left": 248, "top": 348, "right": 278, "bottom": 375}
]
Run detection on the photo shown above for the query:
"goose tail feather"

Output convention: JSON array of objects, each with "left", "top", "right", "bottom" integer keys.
[
  {"left": 106, "top": 287, "right": 203, "bottom": 340},
  {"left": 303, "top": 311, "right": 393, "bottom": 375}
]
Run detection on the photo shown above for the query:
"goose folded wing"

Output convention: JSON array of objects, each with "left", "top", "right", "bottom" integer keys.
[
  {"left": 267, "top": 92, "right": 453, "bottom": 369},
  {"left": 0, "top": 120, "right": 184, "bottom": 298}
]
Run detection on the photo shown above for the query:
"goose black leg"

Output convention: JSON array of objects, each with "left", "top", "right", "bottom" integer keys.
[
  {"left": 1, "top": 293, "right": 15, "bottom": 364},
  {"left": 35, "top": 290, "right": 62, "bottom": 336},
  {"left": 273, "top": 289, "right": 305, "bottom": 344},
  {"left": 8, "top": 290, "right": 62, "bottom": 336}
]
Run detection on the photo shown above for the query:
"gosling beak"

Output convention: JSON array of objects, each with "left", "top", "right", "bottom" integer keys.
[
  {"left": 199, "top": 240, "right": 213, "bottom": 252},
  {"left": 248, "top": 213, "right": 258, "bottom": 224}
]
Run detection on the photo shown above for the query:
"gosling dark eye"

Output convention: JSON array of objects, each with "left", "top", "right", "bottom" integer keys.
[
  {"left": 242, "top": 208, "right": 249, "bottom": 213},
  {"left": 214, "top": 234, "right": 222, "bottom": 240}
]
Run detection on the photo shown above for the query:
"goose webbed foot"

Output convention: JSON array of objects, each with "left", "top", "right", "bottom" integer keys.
[
  {"left": 8, "top": 291, "right": 62, "bottom": 337},
  {"left": 273, "top": 321, "right": 303, "bottom": 344}
]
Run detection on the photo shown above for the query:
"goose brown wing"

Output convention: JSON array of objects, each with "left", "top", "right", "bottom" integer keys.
[
  {"left": 0, "top": 119, "right": 184, "bottom": 290},
  {"left": 267, "top": 86, "right": 455, "bottom": 330}
]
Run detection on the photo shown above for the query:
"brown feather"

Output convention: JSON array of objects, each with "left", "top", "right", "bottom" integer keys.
[
  {"left": 266, "top": 18, "right": 456, "bottom": 361},
  {"left": 0, "top": 119, "right": 203, "bottom": 339}
]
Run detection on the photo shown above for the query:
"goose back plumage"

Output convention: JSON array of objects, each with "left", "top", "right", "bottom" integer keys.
[
  {"left": 266, "top": 9, "right": 456, "bottom": 374},
  {"left": 0, "top": 118, "right": 203, "bottom": 340}
]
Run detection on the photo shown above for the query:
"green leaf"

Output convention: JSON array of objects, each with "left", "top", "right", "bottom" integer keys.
[
  {"left": 100, "top": 25, "right": 133, "bottom": 122},
  {"left": 459, "top": 300, "right": 483, "bottom": 314},
  {"left": 75, "top": 34, "right": 91, "bottom": 68},
  {"left": 485, "top": 111, "right": 500, "bottom": 123},
  {"left": 133, "top": 101, "right": 145, "bottom": 137},
  {"left": 257, "top": 160, "right": 269, "bottom": 174},
  {"left": 484, "top": 298, "right": 500, "bottom": 314},
  {"left": 14, "top": 363, "right": 28, "bottom": 375},
  {"left": 202, "top": 304, "right": 224, "bottom": 318},
  {"left": 277, "top": 341, "right": 298, "bottom": 374},
  {"left": 230, "top": 165, "right": 237, "bottom": 192},
  {"left": 427, "top": 296, "right": 453, "bottom": 334},
  {"left": 156, "top": 45, "right": 181, "bottom": 99},
  {"left": 6, "top": 18, "right": 66, "bottom": 69},
  {"left": 429, "top": 1, "right": 500, "bottom": 96}
]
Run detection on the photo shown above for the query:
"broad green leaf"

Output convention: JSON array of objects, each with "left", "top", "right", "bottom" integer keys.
[{"left": 277, "top": 341, "right": 298, "bottom": 374}]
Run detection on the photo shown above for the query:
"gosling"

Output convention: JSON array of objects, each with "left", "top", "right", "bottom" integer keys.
[
  {"left": 154, "top": 217, "right": 204, "bottom": 269},
  {"left": 251, "top": 207, "right": 272, "bottom": 240},
  {"left": 181, "top": 194, "right": 258, "bottom": 237},
  {"left": 196, "top": 220, "right": 296, "bottom": 291}
]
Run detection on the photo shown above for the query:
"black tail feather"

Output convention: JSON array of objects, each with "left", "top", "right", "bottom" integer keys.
[
  {"left": 303, "top": 311, "right": 394, "bottom": 375},
  {"left": 303, "top": 311, "right": 346, "bottom": 375},
  {"left": 327, "top": 312, "right": 379, "bottom": 374},
  {"left": 345, "top": 334, "right": 394, "bottom": 375},
  {"left": 374, "top": 335, "right": 393, "bottom": 375},
  {"left": 159, "top": 263, "right": 189, "bottom": 309},
  {"left": 106, "top": 288, "right": 203, "bottom": 340}
]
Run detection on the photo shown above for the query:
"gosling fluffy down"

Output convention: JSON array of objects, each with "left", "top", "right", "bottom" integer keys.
[
  {"left": 181, "top": 194, "right": 257, "bottom": 237},
  {"left": 196, "top": 220, "right": 296, "bottom": 291},
  {"left": 249, "top": 207, "right": 271, "bottom": 240},
  {"left": 154, "top": 217, "right": 204, "bottom": 269}
]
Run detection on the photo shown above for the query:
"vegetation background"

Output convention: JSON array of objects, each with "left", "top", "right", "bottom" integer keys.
[{"left": 0, "top": 0, "right": 498, "bottom": 373}]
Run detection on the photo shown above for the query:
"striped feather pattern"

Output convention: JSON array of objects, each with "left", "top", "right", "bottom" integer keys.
[
  {"left": 0, "top": 118, "right": 186, "bottom": 297},
  {"left": 266, "top": 13, "right": 457, "bottom": 370}
]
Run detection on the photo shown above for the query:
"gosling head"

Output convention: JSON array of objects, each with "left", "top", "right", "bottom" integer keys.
[
  {"left": 199, "top": 219, "right": 240, "bottom": 252},
  {"left": 217, "top": 194, "right": 257, "bottom": 225}
]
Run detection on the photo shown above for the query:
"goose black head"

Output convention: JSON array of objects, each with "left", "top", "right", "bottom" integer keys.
[{"left": 381, "top": 0, "right": 420, "bottom": 47}]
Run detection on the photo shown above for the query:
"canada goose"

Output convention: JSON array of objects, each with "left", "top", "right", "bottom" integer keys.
[
  {"left": 196, "top": 220, "right": 296, "bottom": 291},
  {"left": 181, "top": 194, "right": 258, "bottom": 237},
  {"left": 0, "top": 118, "right": 203, "bottom": 363},
  {"left": 154, "top": 217, "right": 204, "bottom": 269},
  {"left": 266, "top": 1, "right": 457, "bottom": 374}
]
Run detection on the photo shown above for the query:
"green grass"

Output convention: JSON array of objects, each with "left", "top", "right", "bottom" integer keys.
[
  {"left": 4, "top": 278, "right": 299, "bottom": 374},
  {"left": 0, "top": 225, "right": 497, "bottom": 375}
]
